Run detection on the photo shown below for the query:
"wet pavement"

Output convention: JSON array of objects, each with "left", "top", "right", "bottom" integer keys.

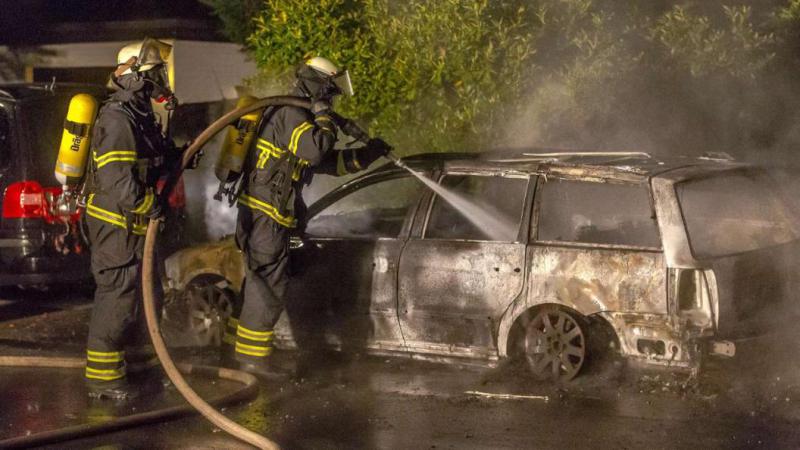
[{"left": 1, "top": 295, "right": 800, "bottom": 449}]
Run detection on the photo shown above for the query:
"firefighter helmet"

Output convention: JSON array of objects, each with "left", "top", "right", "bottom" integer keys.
[
  {"left": 114, "top": 38, "right": 174, "bottom": 103},
  {"left": 296, "top": 56, "right": 353, "bottom": 99},
  {"left": 116, "top": 37, "right": 172, "bottom": 75}
]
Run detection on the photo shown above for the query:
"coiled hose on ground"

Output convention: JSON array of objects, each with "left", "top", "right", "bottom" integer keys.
[{"left": 0, "top": 96, "right": 312, "bottom": 450}]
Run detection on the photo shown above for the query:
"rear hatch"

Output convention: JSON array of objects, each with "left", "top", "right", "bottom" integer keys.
[{"left": 676, "top": 168, "right": 800, "bottom": 338}]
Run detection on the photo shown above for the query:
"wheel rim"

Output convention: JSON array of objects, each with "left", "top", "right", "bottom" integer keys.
[
  {"left": 523, "top": 309, "right": 586, "bottom": 381},
  {"left": 185, "top": 282, "right": 233, "bottom": 347}
]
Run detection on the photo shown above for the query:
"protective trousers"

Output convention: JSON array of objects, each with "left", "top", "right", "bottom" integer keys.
[
  {"left": 229, "top": 207, "right": 289, "bottom": 364},
  {"left": 84, "top": 252, "right": 163, "bottom": 383},
  {"left": 85, "top": 263, "right": 145, "bottom": 382}
]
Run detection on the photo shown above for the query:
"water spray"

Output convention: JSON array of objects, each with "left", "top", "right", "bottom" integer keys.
[{"left": 326, "top": 112, "right": 515, "bottom": 240}]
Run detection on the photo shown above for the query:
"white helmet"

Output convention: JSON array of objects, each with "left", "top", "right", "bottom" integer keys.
[
  {"left": 115, "top": 37, "right": 172, "bottom": 76},
  {"left": 301, "top": 56, "right": 353, "bottom": 96}
]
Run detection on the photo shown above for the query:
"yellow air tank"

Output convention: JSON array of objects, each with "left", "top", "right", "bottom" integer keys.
[
  {"left": 54, "top": 94, "right": 98, "bottom": 186},
  {"left": 215, "top": 95, "right": 262, "bottom": 183}
]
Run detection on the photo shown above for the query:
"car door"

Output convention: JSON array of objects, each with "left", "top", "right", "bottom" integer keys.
[
  {"left": 397, "top": 172, "right": 533, "bottom": 360},
  {"left": 529, "top": 177, "right": 667, "bottom": 359},
  {"left": 283, "top": 171, "right": 427, "bottom": 354}
]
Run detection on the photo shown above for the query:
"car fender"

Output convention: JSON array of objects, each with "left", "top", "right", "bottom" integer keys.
[{"left": 163, "top": 238, "right": 244, "bottom": 292}]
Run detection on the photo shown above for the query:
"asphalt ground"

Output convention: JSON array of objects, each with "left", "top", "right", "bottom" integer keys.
[{"left": 1, "top": 293, "right": 800, "bottom": 449}]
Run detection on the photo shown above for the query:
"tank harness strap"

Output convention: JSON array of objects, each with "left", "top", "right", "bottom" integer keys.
[
  {"left": 237, "top": 116, "right": 258, "bottom": 133},
  {"left": 64, "top": 119, "right": 90, "bottom": 137}
]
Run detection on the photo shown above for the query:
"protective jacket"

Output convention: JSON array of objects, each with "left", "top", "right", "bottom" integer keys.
[
  {"left": 237, "top": 105, "right": 368, "bottom": 229},
  {"left": 84, "top": 90, "right": 174, "bottom": 270},
  {"left": 229, "top": 103, "right": 382, "bottom": 363}
]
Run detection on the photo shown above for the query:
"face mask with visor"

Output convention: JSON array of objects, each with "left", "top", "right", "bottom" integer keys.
[
  {"left": 136, "top": 38, "right": 174, "bottom": 104},
  {"left": 332, "top": 70, "right": 353, "bottom": 97}
]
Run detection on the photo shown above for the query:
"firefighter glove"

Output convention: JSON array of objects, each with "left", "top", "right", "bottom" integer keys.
[{"left": 359, "top": 138, "right": 392, "bottom": 166}]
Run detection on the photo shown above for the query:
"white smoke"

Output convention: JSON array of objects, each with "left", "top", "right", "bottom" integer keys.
[
  {"left": 203, "top": 174, "right": 237, "bottom": 240},
  {"left": 180, "top": 130, "right": 237, "bottom": 242}
]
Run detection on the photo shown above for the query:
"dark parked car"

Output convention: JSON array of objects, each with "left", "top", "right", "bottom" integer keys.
[
  {"left": 162, "top": 152, "right": 800, "bottom": 380},
  {"left": 0, "top": 83, "right": 108, "bottom": 288}
]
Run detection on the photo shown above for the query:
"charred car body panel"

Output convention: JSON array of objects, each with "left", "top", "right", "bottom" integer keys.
[{"left": 164, "top": 152, "right": 800, "bottom": 374}]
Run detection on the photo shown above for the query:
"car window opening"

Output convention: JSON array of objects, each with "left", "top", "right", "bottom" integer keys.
[
  {"left": 424, "top": 174, "right": 527, "bottom": 242},
  {"left": 305, "top": 175, "right": 425, "bottom": 239},
  {"left": 537, "top": 178, "right": 661, "bottom": 248},
  {"left": 677, "top": 171, "right": 799, "bottom": 258}
]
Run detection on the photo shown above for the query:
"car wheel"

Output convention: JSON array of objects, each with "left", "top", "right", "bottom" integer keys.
[
  {"left": 162, "top": 277, "right": 235, "bottom": 348},
  {"left": 522, "top": 306, "right": 587, "bottom": 381}
]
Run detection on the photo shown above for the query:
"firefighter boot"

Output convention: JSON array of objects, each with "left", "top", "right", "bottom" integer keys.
[
  {"left": 219, "top": 342, "right": 237, "bottom": 369},
  {"left": 219, "top": 316, "right": 239, "bottom": 368},
  {"left": 86, "top": 378, "right": 140, "bottom": 401},
  {"left": 237, "top": 357, "right": 290, "bottom": 381}
]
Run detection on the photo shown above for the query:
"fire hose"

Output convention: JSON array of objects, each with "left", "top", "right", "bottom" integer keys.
[
  {"left": 0, "top": 96, "right": 316, "bottom": 449},
  {"left": 140, "top": 96, "right": 315, "bottom": 449}
]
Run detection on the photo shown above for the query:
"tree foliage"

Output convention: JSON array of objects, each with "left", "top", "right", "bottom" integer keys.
[
  {"left": 243, "top": 0, "right": 536, "bottom": 152},
  {"left": 210, "top": 0, "right": 800, "bottom": 159},
  {"left": 651, "top": 5, "right": 775, "bottom": 78}
]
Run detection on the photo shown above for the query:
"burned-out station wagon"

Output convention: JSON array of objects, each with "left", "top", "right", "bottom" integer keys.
[{"left": 162, "top": 152, "right": 800, "bottom": 380}]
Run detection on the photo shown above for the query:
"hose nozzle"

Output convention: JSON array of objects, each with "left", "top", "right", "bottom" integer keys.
[{"left": 385, "top": 150, "right": 408, "bottom": 170}]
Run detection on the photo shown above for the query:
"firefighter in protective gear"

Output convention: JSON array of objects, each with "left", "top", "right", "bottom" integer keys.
[
  {"left": 223, "top": 57, "right": 390, "bottom": 378},
  {"left": 83, "top": 38, "right": 187, "bottom": 400}
]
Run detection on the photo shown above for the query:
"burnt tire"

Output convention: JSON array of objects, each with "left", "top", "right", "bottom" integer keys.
[
  {"left": 161, "top": 276, "right": 235, "bottom": 348},
  {"left": 518, "top": 306, "right": 588, "bottom": 381}
]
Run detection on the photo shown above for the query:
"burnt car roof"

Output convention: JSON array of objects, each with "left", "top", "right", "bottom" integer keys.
[
  {"left": 389, "top": 150, "right": 748, "bottom": 182},
  {"left": 0, "top": 82, "right": 108, "bottom": 103}
]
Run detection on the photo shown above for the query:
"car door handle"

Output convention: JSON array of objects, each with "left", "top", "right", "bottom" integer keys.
[{"left": 289, "top": 239, "right": 305, "bottom": 249}]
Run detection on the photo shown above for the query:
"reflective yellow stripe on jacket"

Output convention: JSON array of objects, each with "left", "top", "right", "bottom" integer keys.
[
  {"left": 93, "top": 150, "right": 137, "bottom": 169},
  {"left": 237, "top": 193, "right": 297, "bottom": 228},
  {"left": 131, "top": 190, "right": 155, "bottom": 215},
  {"left": 288, "top": 121, "right": 313, "bottom": 155},
  {"left": 86, "top": 194, "right": 148, "bottom": 235},
  {"left": 256, "top": 138, "right": 284, "bottom": 169}
]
